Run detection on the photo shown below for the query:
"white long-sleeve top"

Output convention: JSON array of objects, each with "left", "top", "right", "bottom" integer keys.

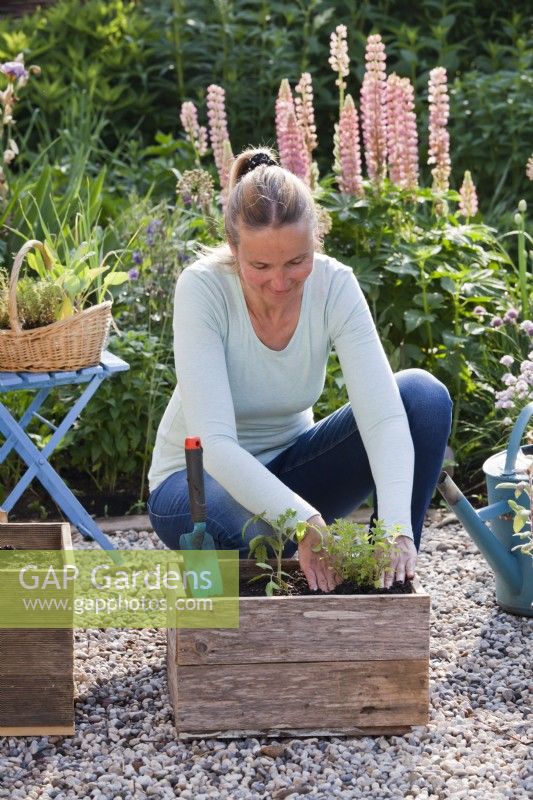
[{"left": 148, "top": 251, "right": 415, "bottom": 538}]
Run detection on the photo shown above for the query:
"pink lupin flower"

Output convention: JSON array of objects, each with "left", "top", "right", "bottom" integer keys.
[
  {"left": 295, "top": 72, "right": 319, "bottom": 189},
  {"left": 329, "top": 24, "right": 350, "bottom": 109},
  {"left": 219, "top": 138, "right": 235, "bottom": 210},
  {"left": 295, "top": 72, "right": 318, "bottom": 156},
  {"left": 275, "top": 79, "right": 296, "bottom": 152},
  {"left": 278, "top": 109, "right": 311, "bottom": 185},
  {"left": 179, "top": 101, "right": 208, "bottom": 159},
  {"left": 360, "top": 34, "right": 388, "bottom": 183},
  {"left": 386, "top": 73, "right": 419, "bottom": 190},
  {"left": 427, "top": 67, "right": 451, "bottom": 192},
  {"left": 527, "top": 154, "right": 533, "bottom": 181},
  {"left": 458, "top": 170, "right": 479, "bottom": 218},
  {"left": 337, "top": 94, "right": 364, "bottom": 197},
  {"left": 206, "top": 84, "right": 232, "bottom": 184}
]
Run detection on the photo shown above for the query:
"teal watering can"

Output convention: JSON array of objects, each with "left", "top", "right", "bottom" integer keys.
[{"left": 437, "top": 401, "right": 533, "bottom": 617}]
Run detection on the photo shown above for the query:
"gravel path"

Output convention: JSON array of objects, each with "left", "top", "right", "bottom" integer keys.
[{"left": 0, "top": 515, "right": 531, "bottom": 800}]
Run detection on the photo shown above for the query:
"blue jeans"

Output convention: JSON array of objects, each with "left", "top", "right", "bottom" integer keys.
[{"left": 147, "top": 368, "right": 452, "bottom": 557}]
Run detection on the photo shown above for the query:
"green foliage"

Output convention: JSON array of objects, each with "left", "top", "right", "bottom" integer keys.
[
  {"left": 0, "top": 0, "right": 160, "bottom": 153},
  {"left": 242, "top": 508, "right": 317, "bottom": 596},
  {"left": 242, "top": 509, "right": 402, "bottom": 594},
  {"left": 2, "top": 0, "right": 530, "bottom": 218},
  {"left": 320, "top": 181, "right": 513, "bottom": 454},
  {"left": 4, "top": 178, "right": 130, "bottom": 319},
  {"left": 495, "top": 471, "right": 533, "bottom": 558},
  {"left": 450, "top": 69, "right": 533, "bottom": 224},
  {"left": 325, "top": 517, "right": 403, "bottom": 589},
  {"left": 110, "top": 192, "right": 217, "bottom": 336},
  {"left": 47, "top": 330, "right": 175, "bottom": 497}
]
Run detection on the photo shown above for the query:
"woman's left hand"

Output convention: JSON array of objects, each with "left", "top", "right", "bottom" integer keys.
[{"left": 380, "top": 535, "right": 417, "bottom": 589}]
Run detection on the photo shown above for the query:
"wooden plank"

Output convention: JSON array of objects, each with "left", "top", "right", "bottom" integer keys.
[
  {"left": 167, "top": 626, "right": 179, "bottom": 721},
  {"left": 0, "top": 372, "right": 24, "bottom": 390},
  {"left": 0, "top": 521, "right": 74, "bottom": 734},
  {"left": 0, "top": 522, "right": 65, "bottom": 549},
  {"left": 176, "top": 582, "right": 430, "bottom": 666},
  {"left": 20, "top": 372, "right": 51, "bottom": 386},
  {"left": 0, "top": 678, "right": 73, "bottom": 728},
  {"left": 0, "top": 629, "right": 73, "bottom": 675},
  {"left": 178, "top": 725, "right": 412, "bottom": 740},
  {"left": 0, "top": 725, "right": 74, "bottom": 735},
  {"left": 100, "top": 350, "right": 129, "bottom": 374},
  {"left": 174, "top": 659, "right": 428, "bottom": 733}
]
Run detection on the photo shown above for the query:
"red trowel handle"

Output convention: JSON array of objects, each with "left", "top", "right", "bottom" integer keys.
[{"left": 185, "top": 437, "right": 206, "bottom": 523}]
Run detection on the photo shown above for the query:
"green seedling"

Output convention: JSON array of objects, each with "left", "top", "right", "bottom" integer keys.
[{"left": 242, "top": 508, "right": 323, "bottom": 596}]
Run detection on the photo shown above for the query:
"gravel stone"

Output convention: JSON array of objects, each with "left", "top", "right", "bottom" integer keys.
[{"left": 0, "top": 520, "right": 530, "bottom": 800}]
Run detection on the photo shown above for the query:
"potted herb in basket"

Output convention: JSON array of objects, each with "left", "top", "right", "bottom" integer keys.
[
  {"left": 167, "top": 509, "right": 430, "bottom": 739},
  {"left": 0, "top": 232, "right": 129, "bottom": 372}
]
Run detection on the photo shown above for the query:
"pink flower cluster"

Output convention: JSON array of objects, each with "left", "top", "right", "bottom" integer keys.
[
  {"left": 427, "top": 67, "right": 451, "bottom": 192},
  {"left": 337, "top": 94, "right": 363, "bottom": 196},
  {"left": 496, "top": 352, "right": 533, "bottom": 410},
  {"left": 386, "top": 73, "right": 419, "bottom": 190},
  {"left": 360, "top": 34, "right": 388, "bottom": 183},
  {"left": 328, "top": 25, "right": 350, "bottom": 92},
  {"left": 275, "top": 79, "right": 311, "bottom": 185},
  {"left": 179, "top": 101, "right": 208, "bottom": 159},
  {"left": 206, "top": 84, "right": 234, "bottom": 194},
  {"left": 295, "top": 73, "right": 318, "bottom": 158},
  {"left": 459, "top": 170, "right": 478, "bottom": 217}
]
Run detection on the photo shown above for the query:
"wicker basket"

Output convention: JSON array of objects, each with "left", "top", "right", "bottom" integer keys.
[{"left": 0, "top": 239, "right": 112, "bottom": 372}]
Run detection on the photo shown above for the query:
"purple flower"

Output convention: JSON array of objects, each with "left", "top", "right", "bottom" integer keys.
[
  {"left": 520, "top": 320, "right": 533, "bottom": 336},
  {"left": 489, "top": 316, "right": 503, "bottom": 328},
  {"left": 515, "top": 379, "right": 528, "bottom": 398},
  {"left": 146, "top": 220, "right": 162, "bottom": 247},
  {"left": 132, "top": 250, "right": 143, "bottom": 266},
  {"left": 500, "top": 355, "right": 514, "bottom": 367},
  {"left": 503, "top": 307, "right": 519, "bottom": 324},
  {"left": 128, "top": 268, "right": 139, "bottom": 280},
  {"left": 0, "top": 61, "right": 28, "bottom": 81},
  {"left": 473, "top": 305, "right": 487, "bottom": 317}
]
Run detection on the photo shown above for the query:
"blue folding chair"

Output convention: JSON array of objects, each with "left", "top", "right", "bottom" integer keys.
[{"left": 0, "top": 350, "right": 129, "bottom": 551}]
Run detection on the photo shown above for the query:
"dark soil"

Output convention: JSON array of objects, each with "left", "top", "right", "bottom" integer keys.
[
  {"left": 4, "top": 472, "right": 142, "bottom": 522},
  {"left": 239, "top": 567, "right": 414, "bottom": 597}
]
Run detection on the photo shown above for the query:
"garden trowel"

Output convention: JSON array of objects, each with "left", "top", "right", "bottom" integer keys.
[{"left": 178, "top": 436, "right": 223, "bottom": 597}]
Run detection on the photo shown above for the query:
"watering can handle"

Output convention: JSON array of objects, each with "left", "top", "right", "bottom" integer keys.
[{"left": 503, "top": 400, "right": 533, "bottom": 474}]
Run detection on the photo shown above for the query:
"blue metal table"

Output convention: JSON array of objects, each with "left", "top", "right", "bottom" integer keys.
[{"left": 0, "top": 350, "right": 129, "bottom": 551}]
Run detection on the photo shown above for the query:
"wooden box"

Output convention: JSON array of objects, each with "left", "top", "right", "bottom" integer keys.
[
  {"left": 168, "top": 559, "right": 430, "bottom": 739},
  {"left": 0, "top": 522, "right": 74, "bottom": 736}
]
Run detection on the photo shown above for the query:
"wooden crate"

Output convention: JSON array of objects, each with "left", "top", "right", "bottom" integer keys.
[
  {"left": 0, "top": 522, "right": 74, "bottom": 736},
  {"left": 168, "top": 559, "right": 430, "bottom": 739}
]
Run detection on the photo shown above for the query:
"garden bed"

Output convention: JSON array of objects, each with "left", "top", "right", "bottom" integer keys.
[{"left": 168, "top": 559, "right": 430, "bottom": 739}]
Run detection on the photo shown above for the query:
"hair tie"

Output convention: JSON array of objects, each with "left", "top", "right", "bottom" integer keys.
[{"left": 240, "top": 152, "right": 277, "bottom": 178}]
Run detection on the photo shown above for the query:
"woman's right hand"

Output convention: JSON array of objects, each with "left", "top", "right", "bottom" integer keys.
[{"left": 298, "top": 514, "right": 343, "bottom": 593}]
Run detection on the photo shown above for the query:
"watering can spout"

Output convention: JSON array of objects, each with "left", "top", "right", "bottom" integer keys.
[{"left": 436, "top": 472, "right": 523, "bottom": 596}]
